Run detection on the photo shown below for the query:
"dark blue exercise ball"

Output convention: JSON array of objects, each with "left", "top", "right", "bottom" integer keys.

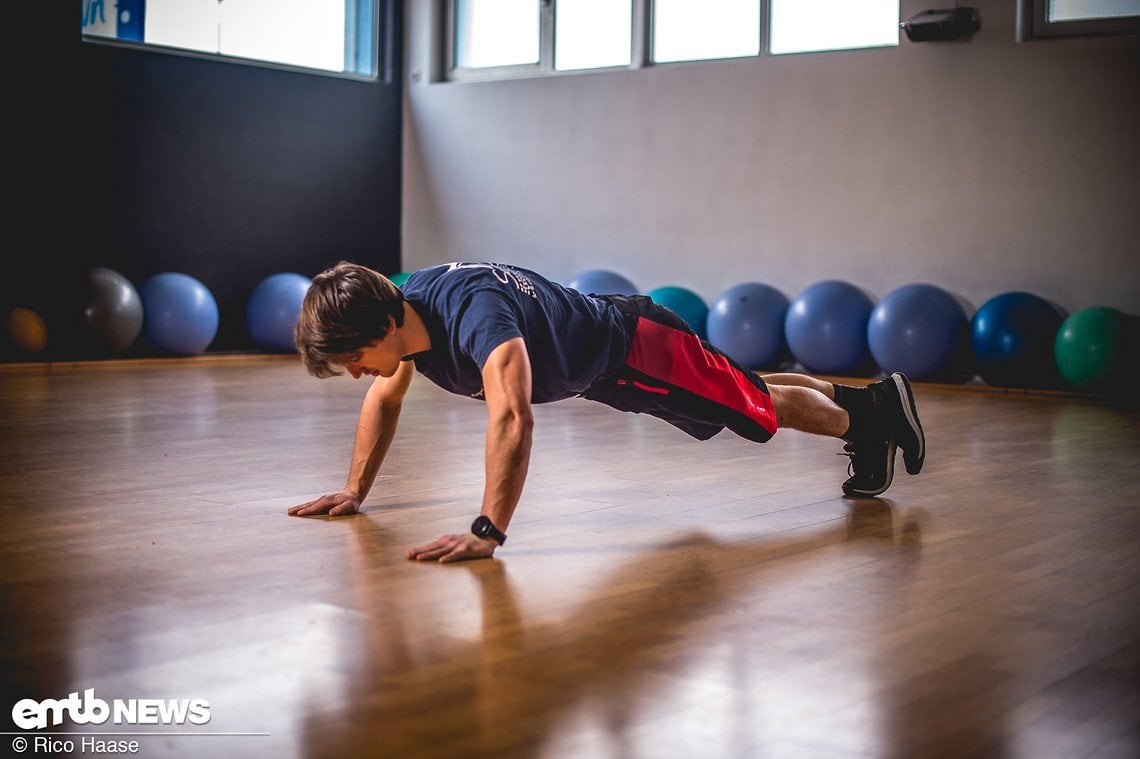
[
  {"left": 785, "top": 280, "right": 874, "bottom": 375},
  {"left": 246, "top": 273, "right": 312, "bottom": 352},
  {"left": 971, "top": 291, "right": 1064, "bottom": 388},
  {"left": 707, "top": 282, "right": 789, "bottom": 369},
  {"left": 648, "top": 285, "right": 710, "bottom": 339},
  {"left": 566, "top": 269, "right": 638, "bottom": 296},
  {"left": 868, "top": 283, "right": 967, "bottom": 380},
  {"left": 139, "top": 273, "right": 219, "bottom": 356}
]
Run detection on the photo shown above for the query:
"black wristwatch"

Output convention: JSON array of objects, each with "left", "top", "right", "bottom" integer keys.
[{"left": 471, "top": 515, "right": 507, "bottom": 546}]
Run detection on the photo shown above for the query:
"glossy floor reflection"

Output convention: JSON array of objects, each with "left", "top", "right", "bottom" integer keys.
[{"left": 1, "top": 359, "right": 1137, "bottom": 758}]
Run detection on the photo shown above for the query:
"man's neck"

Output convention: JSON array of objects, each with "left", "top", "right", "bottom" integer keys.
[{"left": 400, "top": 301, "right": 432, "bottom": 357}]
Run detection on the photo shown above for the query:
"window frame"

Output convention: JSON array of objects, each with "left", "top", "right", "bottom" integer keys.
[
  {"left": 444, "top": 0, "right": 910, "bottom": 83},
  {"left": 446, "top": 0, "right": 651, "bottom": 82},
  {"left": 1017, "top": 0, "right": 1140, "bottom": 40},
  {"left": 80, "top": 0, "right": 390, "bottom": 83}
]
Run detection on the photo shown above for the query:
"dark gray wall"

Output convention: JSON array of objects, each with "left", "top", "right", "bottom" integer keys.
[{"left": 6, "top": 2, "right": 403, "bottom": 360}]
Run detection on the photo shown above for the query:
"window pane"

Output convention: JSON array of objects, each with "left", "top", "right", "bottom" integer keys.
[
  {"left": 144, "top": 0, "right": 218, "bottom": 53},
  {"left": 653, "top": 0, "right": 760, "bottom": 63},
  {"left": 556, "top": 0, "right": 632, "bottom": 71},
  {"left": 455, "top": 0, "right": 540, "bottom": 68},
  {"left": 770, "top": 0, "right": 898, "bottom": 55},
  {"left": 221, "top": 0, "right": 346, "bottom": 73},
  {"left": 1048, "top": 0, "right": 1140, "bottom": 21}
]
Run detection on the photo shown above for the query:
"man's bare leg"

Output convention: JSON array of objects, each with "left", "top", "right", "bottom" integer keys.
[{"left": 766, "top": 383, "right": 848, "bottom": 438}]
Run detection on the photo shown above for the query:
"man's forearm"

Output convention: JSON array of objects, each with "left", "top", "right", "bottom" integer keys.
[
  {"left": 479, "top": 409, "right": 532, "bottom": 532},
  {"left": 345, "top": 394, "right": 403, "bottom": 501}
]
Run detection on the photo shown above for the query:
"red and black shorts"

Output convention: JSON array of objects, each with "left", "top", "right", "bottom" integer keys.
[{"left": 583, "top": 295, "right": 777, "bottom": 443}]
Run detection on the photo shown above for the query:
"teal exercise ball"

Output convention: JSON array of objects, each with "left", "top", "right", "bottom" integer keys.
[
  {"left": 246, "top": 273, "right": 312, "bottom": 353},
  {"left": 389, "top": 272, "right": 412, "bottom": 287},
  {"left": 1054, "top": 306, "right": 1127, "bottom": 388},
  {"left": 139, "top": 273, "right": 219, "bottom": 356},
  {"left": 648, "top": 286, "right": 709, "bottom": 339}
]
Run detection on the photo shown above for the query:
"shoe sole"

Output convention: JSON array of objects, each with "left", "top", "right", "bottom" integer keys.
[
  {"left": 842, "top": 440, "right": 897, "bottom": 497},
  {"left": 890, "top": 373, "right": 925, "bottom": 475}
]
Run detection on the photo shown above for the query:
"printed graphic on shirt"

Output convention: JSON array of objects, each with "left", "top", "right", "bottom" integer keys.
[{"left": 446, "top": 263, "right": 538, "bottom": 300}]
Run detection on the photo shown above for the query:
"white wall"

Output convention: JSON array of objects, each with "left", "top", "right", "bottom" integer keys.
[{"left": 402, "top": 1, "right": 1140, "bottom": 316}]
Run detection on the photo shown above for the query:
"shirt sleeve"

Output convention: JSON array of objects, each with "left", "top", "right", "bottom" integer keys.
[{"left": 455, "top": 289, "right": 525, "bottom": 370}]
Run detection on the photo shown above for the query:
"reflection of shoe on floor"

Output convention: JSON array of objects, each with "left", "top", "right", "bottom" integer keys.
[
  {"left": 841, "top": 435, "right": 896, "bottom": 497},
  {"left": 869, "top": 372, "right": 926, "bottom": 475}
]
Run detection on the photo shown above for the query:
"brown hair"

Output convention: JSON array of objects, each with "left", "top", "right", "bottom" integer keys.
[{"left": 294, "top": 262, "right": 406, "bottom": 378}]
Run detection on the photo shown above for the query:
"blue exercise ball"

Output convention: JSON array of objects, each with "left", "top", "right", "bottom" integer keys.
[
  {"left": 648, "top": 285, "right": 710, "bottom": 339},
  {"left": 971, "top": 291, "right": 1063, "bottom": 388},
  {"left": 246, "top": 272, "right": 312, "bottom": 352},
  {"left": 785, "top": 280, "right": 874, "bottom": 375},
  {"left": 139, "top": 273, "right": 219, "bottom": 356},
  {"left": 868, "top": 283, "right": 968, "bottom": 380},
  {"left": 707, "top": 282, "right": 789, "bottom": 369},
  {"left": 84, "top": 267, "right": 144, "bottom": 353},
  {"left": 566, "top": 269, "right": 638, "bottom": 296}
]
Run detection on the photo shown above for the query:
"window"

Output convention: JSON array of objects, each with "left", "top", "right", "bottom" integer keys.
[
  {"left": 769, "top": 0, "right": 899, "bottom": 55},
  {"left": 454, "top": 0, "right": 540, "bottom": 68},
  {"left": 1018, "top": 0, "right": 1140, "bottom": 39},
  {"left": 556, "top": 0, "right": 633, "bottom": 71},
  {"left": 446, "top": 1, "right": 903, "bottom": 81},
  {"left": 80, "top": 0, "right": 379, "bottom": 79},
  {"left": 652, "top": 0, "right": 761, "bottom": 63}
]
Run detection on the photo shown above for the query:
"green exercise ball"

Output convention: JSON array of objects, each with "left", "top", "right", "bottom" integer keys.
[{"left": 1054, "top": 306, "right": 1125, "bottom": 388}]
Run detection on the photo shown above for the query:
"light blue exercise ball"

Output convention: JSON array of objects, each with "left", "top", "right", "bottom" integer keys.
[
  {"left": 246, "top": 272, "right": 312, "bottom": 352},
  {"left": 139, "top": 273, "right": 219, "bottom": 356},
  {"left": 707, "top": 282, "right": 789, "bottom": 369},
  {"left": 867, "top": 283, "right": 967, "bottom": 380},
  {"left": 785, "top": 280, "right": 874, "bottom": 375},
  {"left": 566, "top": 269, "right": 639, "bottom": 296}
]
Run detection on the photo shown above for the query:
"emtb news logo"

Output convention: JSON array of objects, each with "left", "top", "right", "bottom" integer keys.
[{"left": 11, "top": 689, "right": 211, "bottom": 730}]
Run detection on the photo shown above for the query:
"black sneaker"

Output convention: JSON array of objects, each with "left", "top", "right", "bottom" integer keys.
[
  {"left": 841, "top": 435, "right": 896, "bottom": 497},
  {"left": 868, "top": 372, "right": 925, "bottom": 476}
]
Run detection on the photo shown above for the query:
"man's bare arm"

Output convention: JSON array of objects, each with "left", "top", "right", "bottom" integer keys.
[
  {"left": 407, "top": 337, "right": 534, "bottom": 561},
  {"left": 289, "top": 360, "right": 415, "bottom": 516}
]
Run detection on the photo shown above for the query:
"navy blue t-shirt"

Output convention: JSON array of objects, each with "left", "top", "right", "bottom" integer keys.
[{"left": 401, "top": 263, "right": 630, "bottom": 403}]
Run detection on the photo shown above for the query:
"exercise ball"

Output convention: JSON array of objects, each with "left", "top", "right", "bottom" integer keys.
[
  {"left": 388, "top": 272, "right": 412, "bottom": 287},
  {"left": 867, "top": 283, "right": 967, "bottom": 380},
  {"left": 139, "top": 273, "right": 219, "bottom": 356},
  {"left": 785, "top": 280, "right": 874, "bottom": 375},
  {"left": 84, "top": 267, "right": 143, "bottom": 353},
  {"left": 5, "top": 307, "right": 48, "bottom": 354},
  {"left": 648, "top": 285, "right": 710, "bottom": 339},
  {"left": 1054, "top": 306, "right": 1127, "bottom": 388},
  {"left": 971, "top": 291, "right": 1063, "bottom": 388},
  {"left": 566, "top": 269, "right": 638, "bottom": 296},
  {"left": 707, "top": 282, "right": 789, "bottom": 369},
  {"left": 246, "top": 273, "right": 312, "bottom": 352}
]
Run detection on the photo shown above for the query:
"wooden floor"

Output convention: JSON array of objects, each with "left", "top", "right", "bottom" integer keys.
[{"left": 1, "top": 357, "right": 1137, "bottom": 759}]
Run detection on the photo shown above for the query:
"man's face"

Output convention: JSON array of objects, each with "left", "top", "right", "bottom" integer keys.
[{"left": 338, "top": 337, "right": 403, "bottom": 379}]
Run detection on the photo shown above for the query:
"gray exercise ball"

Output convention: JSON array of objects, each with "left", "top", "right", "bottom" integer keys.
[{"left": 85, "top": 267, "right": 144, "bottom": 353}]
